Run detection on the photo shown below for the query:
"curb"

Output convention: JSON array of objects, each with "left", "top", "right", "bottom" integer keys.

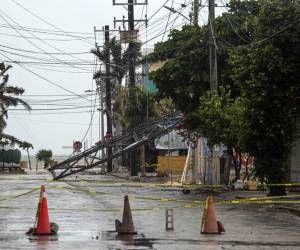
[{"left": 275, "top": 205, "right": 300, "bottom": 217}]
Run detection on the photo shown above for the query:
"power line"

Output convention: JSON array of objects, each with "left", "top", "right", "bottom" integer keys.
[
  {"left": 23, "top": 64, "right": 93, "bottom": 74},
  {"left": 162, "top": 0, "right": 175, "bottom": 41},
  {"left": 8, "top": 105, "right": 93, "bottom": 111},
  {"left": 22, "top": 94, "right": 94, "bottom": 97},
  {"left": 80, "top": 92, "right": 98, "bottom": 143},
  {"left": 0, "top": 60, "right": 96, "bottom": 66},
  {"left": 218, "top": 0, "right": 251, "bottom": 43},
  {"left": 0, "top": 43, "right": 90, "bottom": 55},
  {"left": 0, "top": 9, "right": 96, "bottom": 65},
  {"left": 141, "top": 20, "right": 187, "bottom": 45},
  {"left": 24, "top": 103, "right": 94, "bottom": 107},
  {"left": 0, "top": 31, "right": 92, "bottom": 42},
  {"left": 219, "top": 16, "right": 300, "bottom": 49},
  {"left": 0, "top": 12, "right": 92, "bottom": 72},
  {"left": 10, "top": 0, "right": 96, "bottom": 45},
  {"left": 9, "top": 110, "right": 94, "bottom": 115},
  {"left": 136, "top": 0, "right": 171, "bottom": 30},
  {"left": 0, "top": 23, "right": 96, "bottom": 36},
  {"left": 0, "top": 52, "right": 90, "bottom": 101},
  {"left": 139, "top": 14, "right": 187, "bottom": 42},
  {"left": 0, "top": 49, "right": 93, "bottom": 65},
  {"left": 138, "top": 2, "right": 191, "bottom": 36},
  {"left": 9, "top": 116, "right": 97, "bottom": 126}
]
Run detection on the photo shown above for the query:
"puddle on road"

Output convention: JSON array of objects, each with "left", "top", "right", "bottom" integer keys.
[
  {"left": 97, "top": 231, "right": 155, "bottom": 249},
  {"left": 28, "top": 235, "right": 58, "bottom": 242},
  {"left": 92, "top": 231, "right": 300, "bottom": 249}
]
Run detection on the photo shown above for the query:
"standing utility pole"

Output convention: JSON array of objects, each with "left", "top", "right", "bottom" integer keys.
[
  {"left": 128, "top": 0, "right": 135, "bottom": 89},
  {"left": 127, "top": 0, "right": 137, "bottom": 176},
  {"left": 113, "top": 0, "right": 148, "bottom": 176},
  {"left": 188, "top": 0, "right": 200, "bottom": 184},
  {"left": 193, "top": 0, "right": 199, "bottom": 26},
  {"left": 209, "top": 0, "right": 218, "bottom": 90},
  {"left": 105, "top": 25, "right": 113, "bottom": 172}
]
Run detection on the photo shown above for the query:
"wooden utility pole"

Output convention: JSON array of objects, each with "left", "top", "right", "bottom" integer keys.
[
  {"left": 209, "top": 0, "right": 217, "bottom": 90},
  {"left": 193, "top": 0, "right": 199, "bottom": 26},
  {"left": 104, "top": 25, "right": 113, "bottom": 172},
  {"left": 128, "top": 0, "right": 135, "bottom": 89},
  {"left": 128, "top": 0, "right": 138, "bottom": 176},
  {"left": 113, "top": 0, "right": 148, "bottom": 176},
  {"left": 189, "top": 0, "right": 200, "bottom": 184}
]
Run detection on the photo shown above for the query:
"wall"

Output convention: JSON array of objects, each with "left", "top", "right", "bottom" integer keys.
[
  {"left": 157, "top": 155, "right": 186, "bottom": 173},
  {"left": 290, "top": 137, "right": 300, "bottom": 182}
]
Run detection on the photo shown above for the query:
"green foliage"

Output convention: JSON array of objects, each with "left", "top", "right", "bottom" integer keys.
[
  {"left": 185, "top": 87, "right": 246, "bottom": 180},
  {"left": 36, "top": 149, "right": 53, "bottom": 168},
  {"left": 149, "top": 0, "right": 300, "bottom": 189},
  {"left": 0, "top": 133, "right": 33, "bottom": 149},
  {"left": 113, "top": 85, "right": 159, "bottom": 129},
  {"left": 0, "top": 63, "right": 32, "bottom": 148},
  {"left": 230, "top": 0, "right": 300, "bottom": 185},
  {"left": 155, "top": 97, "right": 176, "bottom": 116},
  {"left": 186, "top": 87, "right": 245, "bottom": 150},
  {"left": 91, "top": 37, "right": 144, "bottom": 131},
  {"left": 91, "top": 38, "right": 142, "bottom": 85},
  {"left": 149, "top": 25, "right": 210, "bottom": 113}
]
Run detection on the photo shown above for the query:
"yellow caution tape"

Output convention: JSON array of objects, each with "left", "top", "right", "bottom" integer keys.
[
  {"left": 264, "top": 183, "right": 300, "bottom": 187},
  {"left": 0, "top": 206, "right": 163, "bottom": 212},
  {"left": 216, "top": 194, "right": 300, "bottom": 205},
  {"left": 63, "top": 176, "right": 227, "bottom": 189},
  {"left": 2, "top": 175, "right": 300, "bottom": 189},
  {"left": 52, "top": 185, "right": 116, "bottom": 196},
  {"left": 0, "top": 188, "right": 39, "bottom": 202},
  {"left": 55, "top": 181, "right": 300, "bottom": 207}
]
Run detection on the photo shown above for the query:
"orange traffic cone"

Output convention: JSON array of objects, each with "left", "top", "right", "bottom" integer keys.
[
  {"left": 115, "top": 195, "right": 137, "bottom": 235},
  {"left": 26, "top": 185, "right": 58, "bottom": 236},
  {"left": 35, "top": 196, "right": 51, "bottom": 234},
  {"left": 201, "top": 196, "right": 225, "bottom": 234}
]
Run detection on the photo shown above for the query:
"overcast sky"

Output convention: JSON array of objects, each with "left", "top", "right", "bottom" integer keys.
[{"left": 0, "top": 0, "right": 225, "bottom": 156}]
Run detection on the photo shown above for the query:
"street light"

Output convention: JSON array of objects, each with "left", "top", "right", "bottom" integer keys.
[{"left": 163, "top": 5, "right": 192, "bottom": 24}]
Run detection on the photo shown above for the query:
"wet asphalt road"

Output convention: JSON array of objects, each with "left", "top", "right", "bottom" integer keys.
[{"left": 1, "top": 172, "right": 300, "bottom": 250}]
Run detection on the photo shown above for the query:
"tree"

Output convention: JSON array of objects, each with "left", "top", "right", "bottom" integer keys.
[
  {"left": 91, "top": 37, "right": 142, "bottom": 86},
  {"left": 148, "top": 0, "right": 259, "bottom": 113},
  {"left": 229, "top": 0, "right": 300, "bottom": 195},
  {"left": 149, "top": 25, "right": 210, "bottom": 113},
  {"left": 148, "top": 0, "right": 300, "bottom": 195},
  {"left": 147, "top": 1, "right": 258, "bottom": 182},
  {"left": 0, "top": 63, "right": 32, "bottom": 147},
  {"left": 185, "top": 88, "right": 246, "bottom": 181},
  {"left": 36, "top": 149, "right": 53, "bottom": 169},
  {"left": 113, "top": 84, "right": 158, "bottom": 130},
  {"left": 91, "top": 37, "right": 143, "bottom": 175},
  {"left": 113, "top": 84, "right": 159, "bottom": 173}
]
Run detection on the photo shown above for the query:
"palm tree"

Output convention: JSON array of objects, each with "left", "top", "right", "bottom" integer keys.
[
  {"left": 36, "top": 149, "right": 52, "bottom": 170},
  {"left": 91, "top": 37, "right": 142, "bottom": 86},
  {"left": 113, "top": 84, "right": 159, "bottom": 129},
  {"left": 113, "top": 84, "right": 159, "bottom": 174},
  {"left": 0, "top": 63, "right": 32, "bottom": 146}
]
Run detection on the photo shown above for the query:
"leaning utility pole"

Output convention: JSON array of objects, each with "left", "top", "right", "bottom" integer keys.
[
  {"left": 209, "top": 0, "right": 217, "bottom": 90},
  {"left": 104, "top": 25, "right": 113, "bottom": 172}
]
